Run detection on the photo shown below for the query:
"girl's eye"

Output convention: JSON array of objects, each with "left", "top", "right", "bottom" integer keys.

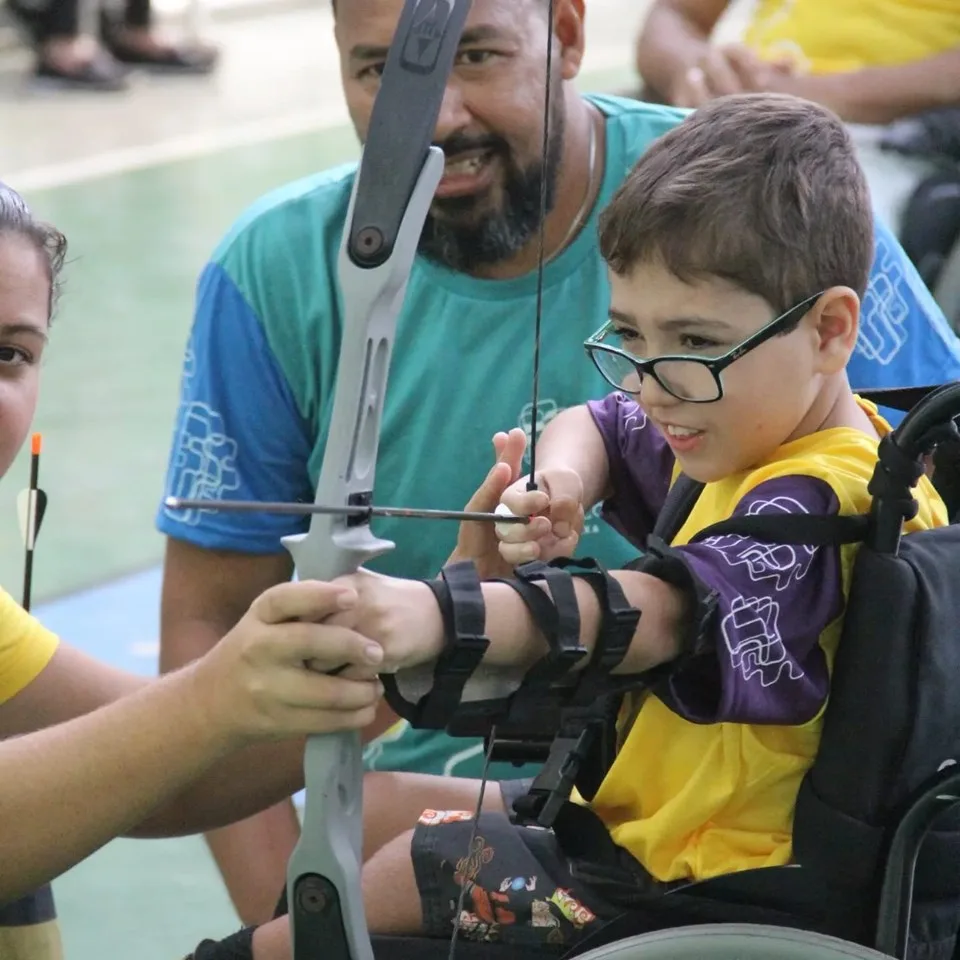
[{"left": 0, "top": 346, "right": 30, "bottom": 366}]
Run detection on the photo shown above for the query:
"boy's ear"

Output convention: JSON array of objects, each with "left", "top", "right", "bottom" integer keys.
[{"left": 810, "top": 286, "right": 860, "bottom": 374}]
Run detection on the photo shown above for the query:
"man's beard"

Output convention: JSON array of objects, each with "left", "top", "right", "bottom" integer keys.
[{"left": 418, "top": 94, "right": 566, "bottom": 273}]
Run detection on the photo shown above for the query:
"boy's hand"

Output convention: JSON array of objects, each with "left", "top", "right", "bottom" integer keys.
[
  {"left": 191, "top": 581, "right": 386, "bottom": 747},
  {"left": 497, "top": 464, "right": 585, "bottom": 566},
  {"left": 326, "top": 570, "right": 446, "bottom": 676}
]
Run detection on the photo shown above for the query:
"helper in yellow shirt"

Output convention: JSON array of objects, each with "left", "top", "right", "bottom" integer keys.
[
  {"left": 0, "top": 588, "right": 59, "bottom": 706},
  {"left": 636, "top": 0, "right": 960, "bottom": 124}
]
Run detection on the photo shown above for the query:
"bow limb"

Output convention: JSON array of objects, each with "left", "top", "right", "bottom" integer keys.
[{"left": 280, "top": 3, "right": 473, "bottom": 960}]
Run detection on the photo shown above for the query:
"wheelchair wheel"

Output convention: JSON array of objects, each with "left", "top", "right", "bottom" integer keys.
[{"left": 574, "top": 924, "right": 894, "bottom": 960}]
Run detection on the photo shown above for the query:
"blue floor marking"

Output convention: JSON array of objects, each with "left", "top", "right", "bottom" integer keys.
[{"left": 35, "top": 567, "right": 163, "bottom": 676}]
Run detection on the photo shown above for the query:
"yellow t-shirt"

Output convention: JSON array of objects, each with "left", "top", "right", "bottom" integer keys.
[
  {"left": 0, "top": 588, "right": 60, "bottom": 705},
  {"left": 743, "top": 0, "right": 960, "bottom": 74},
  {"left": 584, "top": 400, "right": 947, "bottom": 883}
]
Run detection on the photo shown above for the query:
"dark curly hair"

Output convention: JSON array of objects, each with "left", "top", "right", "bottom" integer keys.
[{"left": 0, "top": 182, "right": 68, "bottom": 317}]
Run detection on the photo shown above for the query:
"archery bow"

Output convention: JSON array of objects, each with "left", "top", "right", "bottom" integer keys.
[{"left": 278, "top": 3, "right": 476, "bottom": 960}]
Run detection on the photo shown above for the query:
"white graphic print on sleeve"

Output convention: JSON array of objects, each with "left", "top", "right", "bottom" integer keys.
[
  {"left": 622, "top": 399, "right": 647, "bottom": 432},
  {"left": 162, "top": 346, "right": 242, "bottom": 526},
  {"left": 856, "top": 230, "right": 909, "bottom": 367},
  {"left": 722, "top": 594, "right": 804, "bottom": 687},
  {"left": 701, "top": 495, "right": 818, "bottom": 592}
]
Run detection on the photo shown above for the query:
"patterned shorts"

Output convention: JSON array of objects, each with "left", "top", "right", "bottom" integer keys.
[{"left": 411, "top": 797, "right": 658, "bottom": 949}]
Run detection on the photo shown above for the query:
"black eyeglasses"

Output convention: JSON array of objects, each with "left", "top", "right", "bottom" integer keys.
[{"left": 583, "top": 291, "right": 825, "bottom": 403}]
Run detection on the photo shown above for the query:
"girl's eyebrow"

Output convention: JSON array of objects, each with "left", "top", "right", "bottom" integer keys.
[{"left": 0, "top": 322, "right": 49, "bottom": 343}]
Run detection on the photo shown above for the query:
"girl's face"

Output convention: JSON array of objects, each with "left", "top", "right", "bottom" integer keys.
[{"left": 0, "top": 233, "right": 50, "bottom": 479}]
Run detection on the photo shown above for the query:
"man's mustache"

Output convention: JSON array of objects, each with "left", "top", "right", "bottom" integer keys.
[{"left": 434, "top": 133, "right": 507, "bottom": 159}]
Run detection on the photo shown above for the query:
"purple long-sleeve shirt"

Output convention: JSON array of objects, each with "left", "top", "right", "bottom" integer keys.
[{"left": 587, "top": 392, "right": 844, "bottom": 728}]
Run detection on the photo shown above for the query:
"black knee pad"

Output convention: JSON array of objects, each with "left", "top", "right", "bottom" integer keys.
[{"left": 185, "top": 927, "right": 255, "bottom": 960}]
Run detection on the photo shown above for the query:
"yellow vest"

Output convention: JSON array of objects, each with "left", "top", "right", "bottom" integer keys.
[{"left": 743, "top": 0, "right": 960, "bottom": 74}]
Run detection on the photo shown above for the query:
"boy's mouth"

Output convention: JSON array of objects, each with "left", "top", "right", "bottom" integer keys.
[{"left": 660, "top": 422, "right": 706, "bottom": 453}]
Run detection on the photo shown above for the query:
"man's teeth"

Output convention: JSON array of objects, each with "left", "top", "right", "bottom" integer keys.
[
  {"left": 666, "top": 425, "right": 702, "bottom": 437},
  {"left": 444, "top": 155, "right": 485, "bottom": 176}
]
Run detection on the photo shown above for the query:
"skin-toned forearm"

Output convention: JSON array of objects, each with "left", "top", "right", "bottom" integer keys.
[
  {"left": 131, "top": 697, "right": 399, "bottom": 838},
  {"left": 635, "top": 1, "right": 715, "bottom": 98},
  {"left": 534, "top": 404, "right": 613, "bottom": 506},
  {"left": 794, "top": 48, "right": 960, "bottom": 125},
  {"left": 478, "top": 569, "right": 686, "bottom": 674},
  {"left": 0, "top": 664, "right": 238, "bottom": 903}
]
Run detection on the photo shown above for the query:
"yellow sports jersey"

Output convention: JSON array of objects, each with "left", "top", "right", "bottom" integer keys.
[
  {"left": 583, "top": 398, "right": 947, "bottom": 883},
  {"left": 743, "top": 0, "right": 960, "bottom": 74},
  {"left": 0, "top": 587, "right": 59, "bottom": 705}
]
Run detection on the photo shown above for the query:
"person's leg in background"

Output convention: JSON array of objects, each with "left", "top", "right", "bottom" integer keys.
[
  {"left": 0, "top": 885, "right": 64, "bottom": 960},
  {"left": 4, "top": 0, "right": 129, "bottom": 90},
  {"left": 98, "top": 0, "right": 219, "bottom": 75}
]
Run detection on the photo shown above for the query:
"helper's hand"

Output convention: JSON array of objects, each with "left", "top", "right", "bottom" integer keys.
[
  {"left": 669, "top": 42, "right": 798, "bottom": 108},
  {"left": 191, "top": 580, "right": 385, "bottom": 746},
  {"left": 446, "top": 427, "right": 528, "bottom": 579},
  {"left": 496, "top": 453, "right": 585, "bottom": 566}
]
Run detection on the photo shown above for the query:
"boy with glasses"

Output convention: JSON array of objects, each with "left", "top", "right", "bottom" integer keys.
[{"left": 238, "top": 92, "right": 952, "bottom": 958}]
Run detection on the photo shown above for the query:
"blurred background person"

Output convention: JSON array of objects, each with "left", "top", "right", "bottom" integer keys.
[{"left": 4, "top": 0, "right": 218, "bottom": 90}]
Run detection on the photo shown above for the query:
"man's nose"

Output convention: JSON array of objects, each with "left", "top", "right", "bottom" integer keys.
[{"left": 434, "top": 82, "right": 472, "bottom": 145}]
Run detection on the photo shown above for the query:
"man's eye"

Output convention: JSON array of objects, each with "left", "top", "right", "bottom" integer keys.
[
  {"left": 357, "top": 63, "right": 385, "bottom": 80},
  {"left": 456, "top": 50, "right": 496, "bottom": 66}
]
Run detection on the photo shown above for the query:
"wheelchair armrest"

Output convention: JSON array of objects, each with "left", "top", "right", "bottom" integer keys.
[{"left": 875, "top": 767, "right": 960, "bottom": 957}]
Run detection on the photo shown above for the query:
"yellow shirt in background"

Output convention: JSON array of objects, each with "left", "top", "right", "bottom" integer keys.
[
  {"left": 743, "top": 0, "right": 960, "bottom": 74},
  {"left": 0, "top": 588, "right": 59, "bottom": 705}
]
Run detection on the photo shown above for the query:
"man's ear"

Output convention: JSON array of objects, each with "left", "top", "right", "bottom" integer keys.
[
  {"left": 810, "top": 286, "right": 860, "bottom": 374},
  {"left": 554, "top": 0, "right": 586, "bottom": 79}
]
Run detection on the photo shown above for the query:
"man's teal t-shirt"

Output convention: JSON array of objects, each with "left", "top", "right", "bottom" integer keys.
[{"left": 156, "top": 93, "right": 960, "bottom": 780}]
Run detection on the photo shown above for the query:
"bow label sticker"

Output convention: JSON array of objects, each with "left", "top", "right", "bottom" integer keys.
[{"left": 403, "top": 0, "right": 453, "bottom": 71}]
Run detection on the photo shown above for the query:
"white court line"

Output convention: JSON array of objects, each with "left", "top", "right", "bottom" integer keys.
[
  {"left": 5, "top": 101, "right": 351, "bottom": 194},
  {"left": 6, "top": 53, "right": 632, "bottom": 194}
]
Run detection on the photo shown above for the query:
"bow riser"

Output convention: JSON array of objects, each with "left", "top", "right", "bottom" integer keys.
[{"left": 281, "top": 148, "right": 445, "bottom": 960}]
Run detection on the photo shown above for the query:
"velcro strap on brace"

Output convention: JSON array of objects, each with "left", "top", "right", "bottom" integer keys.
[
  {"left": 508, "top": 557, "right": 641, "bottom": 826},
  {"left": 381, "top": 561, "right": 490, "bottom": 729},
  {"left": 549, "top": 556, "right": 639, "bottom": 701},
  {"left": 185, "top": 928, "right": 255, "bottom": 960}
]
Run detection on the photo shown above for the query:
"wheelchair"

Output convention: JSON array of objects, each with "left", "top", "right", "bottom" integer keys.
[{"left": 372, "top": 381, "right": 960, "bottom": 960}]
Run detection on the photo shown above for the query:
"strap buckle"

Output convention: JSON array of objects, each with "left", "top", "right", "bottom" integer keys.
[{"left": 510, "top": 721, "right": 602, "bottom": 829}]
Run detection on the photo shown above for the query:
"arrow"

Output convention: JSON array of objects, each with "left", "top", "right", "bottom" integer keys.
[
  {"left": 17, "top": 434, "right": 48, "bottom": 612},
  {"left": 163, "top": 497, "right": 530, "bottom": 524}
]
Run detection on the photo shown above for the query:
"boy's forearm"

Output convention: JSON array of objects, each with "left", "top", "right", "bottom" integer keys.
[
  {"left": 480, "top": 569, "right": 685, "bottom": 675},
  {"left": 535, "top": 404, "right": 612, "bottom": 506}
]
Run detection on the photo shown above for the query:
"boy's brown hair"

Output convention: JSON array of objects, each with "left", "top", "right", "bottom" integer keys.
[{"left": 598, "top": 93, "right": 874, "bottom": 314}]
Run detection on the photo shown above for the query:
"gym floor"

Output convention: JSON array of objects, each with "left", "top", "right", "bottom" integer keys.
[{"left": 0, "top": 0, "right": 694, "bottom": 954}]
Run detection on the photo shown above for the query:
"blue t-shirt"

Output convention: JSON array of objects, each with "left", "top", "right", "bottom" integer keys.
[{"left": 156, "top": 93, "right": 960, "bottom": 779}]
